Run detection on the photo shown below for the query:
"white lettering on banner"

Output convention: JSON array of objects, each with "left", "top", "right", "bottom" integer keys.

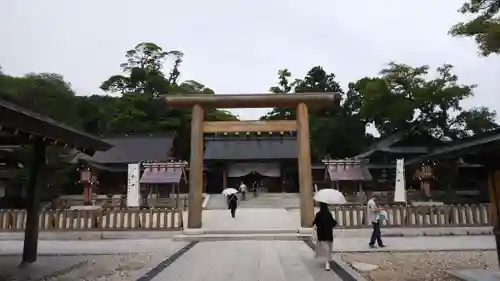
[{"left": 127, "top": 163, "right": 140, "bottom": 207}]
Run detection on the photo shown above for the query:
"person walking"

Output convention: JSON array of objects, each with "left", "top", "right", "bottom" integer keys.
[
  {"left": 313, "top": 202, "right": 337, "bottom": 271},
  {"left": 239, "top": 181, "right": 247, "bottom": 201},
  {"left": 367, "top": 194, "right": 386, "bottom": 248},
  {"left": 228, "top": 193, "right": 238, "bottom": 218}
]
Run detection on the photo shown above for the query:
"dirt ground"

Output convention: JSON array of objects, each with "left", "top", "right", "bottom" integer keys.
[{"left": 341, "top": 251, "right": 498, "bottom": 281}]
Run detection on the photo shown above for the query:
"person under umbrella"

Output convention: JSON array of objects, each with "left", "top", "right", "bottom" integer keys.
[
  {"left": 313, "top": 202, "right": 337, "bottom": 271},
  {"left": 222, "top": 188, "right": 238, "bottom": 207},
  {"left": 313, "top": 188, "right": 345, "bottom": 271},
  {"left": 228, "top": 193, "right": 238, "bottom": 218}
]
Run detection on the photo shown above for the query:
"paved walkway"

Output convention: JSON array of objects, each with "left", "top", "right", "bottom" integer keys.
[
  {"left": 0, "top": 239, "right": 187, "bottom": 255},
  {"left": 331, "top": 235, "right": 495, "bottom": 252},
  {"left": 207, "top": 194, "right": 300, "bottom": 209},
  {"left": 0, "top": 236, "right": 495, "bottom": 280},
  {"left": 150, "top": 241, "right": 342, "bottom": 281},
  {"left": 0, "top": 236, "right": 494, "bottom": 256},
  {"left": 202, "top": 208, "right": 298, "bottom": 231}
]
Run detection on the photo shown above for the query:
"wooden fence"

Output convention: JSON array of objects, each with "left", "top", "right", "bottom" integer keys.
[
  {"left": 329, "top": 204, "right": 491, "bottom": 228},
  {"left": 0, "top": 204, "right": 492, "bottom": 231},
  {"left": 0, "top": 209, "right": 183, "bottom": 231}
]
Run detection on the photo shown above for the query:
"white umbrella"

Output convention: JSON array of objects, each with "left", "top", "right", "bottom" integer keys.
[
  {"left": 222, "top": 188, "right": 238, "bottom": 196},
  {"left": 314, "top": 189, "right": 346, "bottom": 205}
]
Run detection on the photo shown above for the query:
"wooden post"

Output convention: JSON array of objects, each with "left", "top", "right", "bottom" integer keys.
[
  {"left": 83, "top": 182, "right": 92, "bottom": 205},
  {"left": 222, "top": 168, "right": 227, "bottom": 191},
  {"left": 22, "top": 139, "right": 46, "bottom": 264},
  {"left": 297, "top": 103, "right": 314, "bottom": 227},
  {"left": 488, "top": 168, "right": 500, "bottom": 269},
  {"left": 188, "top": 104, "right": 204, "bottom": 229}
]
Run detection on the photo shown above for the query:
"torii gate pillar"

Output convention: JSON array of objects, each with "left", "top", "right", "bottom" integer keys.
[
  {"left": 187, "top": 104, "right": 204, "bottom": 229},
  {"left": 297, "top": 103, "right": 314, "bottom": 227}
]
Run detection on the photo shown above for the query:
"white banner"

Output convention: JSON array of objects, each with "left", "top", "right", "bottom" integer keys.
[
  {"left": 394, "top": 159, "right": 407, "bottom": 203},
  {"left": 127, "top": 163, "right": 140, "bottom": 207}
]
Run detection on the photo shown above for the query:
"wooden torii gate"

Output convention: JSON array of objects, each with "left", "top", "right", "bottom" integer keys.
[{"left": 164, "top": 93, "right": 340, "bottom": 229}]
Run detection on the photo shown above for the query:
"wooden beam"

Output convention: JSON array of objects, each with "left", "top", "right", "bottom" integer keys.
[
  {"left": 203, "top": 120, "right": 297, "bottom": 133},
  {"left": 164, "top": 93, "right": 341, "bottom": 109}
]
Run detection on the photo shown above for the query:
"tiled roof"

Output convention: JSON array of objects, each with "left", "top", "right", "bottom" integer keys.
[
  {"left": 0, "top": 98, "right": 112, "bottom": 153},
  {"left": 74, "top": 134, "right": 175, "bottom": 164}
]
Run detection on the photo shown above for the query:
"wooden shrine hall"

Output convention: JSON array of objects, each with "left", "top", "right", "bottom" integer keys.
[
  {"left": 138, "top": 161, "right": 188, "bottom": 208},
  {"left": 0, "top": 99, "right": 112, "bottom": 264},
  {"left": 323, "top": 159, "right": 372, "bottom": 192}
]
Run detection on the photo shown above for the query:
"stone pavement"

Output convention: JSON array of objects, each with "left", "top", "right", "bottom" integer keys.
[
  {"left": 206, "top": 194, "right": 300, "bottom": 209},
  {"left": 149, "top": 241, "right": 343, "bottom": 281},
  {"left": 331, "top": 235, "right": 495, "bottom": 252},
  {"left": 1, "top": 236, "right": 492, "bottom": 256},
  {"left": 0, "top": 239, "right": 188, "bottom": 255},
  {"left": 202, "top": 208, "right": 298, "bottom": 232},
  {"left": 0, "top": 236, "right": 495, "bottom": 280}
]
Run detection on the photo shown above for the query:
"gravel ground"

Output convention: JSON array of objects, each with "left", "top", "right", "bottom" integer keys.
[
  {"left": 341, "top": 251, "right": 498, "bottom": 281},
  {"left": 46, "top": 253, "right": 164, "bottom": 281}
]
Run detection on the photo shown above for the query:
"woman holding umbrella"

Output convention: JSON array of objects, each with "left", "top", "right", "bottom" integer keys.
[
  {"left": 313, "top": 189, "right": 344, "bottom": 271},
  {"left": 222, "top": 188, "right": 239, "bottom": 218}
]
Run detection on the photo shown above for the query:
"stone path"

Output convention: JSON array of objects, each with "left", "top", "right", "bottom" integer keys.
[
  {"left": 0, "top": 236, "right": 495, "bottom": 280},
  {"left": 149, "top": 241, "right": 342, "bottom": 281},
  {"left": 332, "top": 235, "right": 495, "bottom": 252},
  {"left": 206, "top": 194, "right": 300, "bottom": 209},
  {"left": 202, "top": 208, "right": 298, "bottom": 232},
  {"left": 0, "top": 239, "right": 188, "bottom": 255},
  {"left": 0, "top": 235, "right": 494, "bottom": 256}
]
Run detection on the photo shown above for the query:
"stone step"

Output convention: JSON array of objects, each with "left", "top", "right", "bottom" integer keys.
[{"left": 173, "top": 233, "right": 310, "bottom": 242}]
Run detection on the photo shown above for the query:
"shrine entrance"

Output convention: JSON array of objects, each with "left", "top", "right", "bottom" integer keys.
[{"left": 164, "top": 93, "right": 340, "bottom": 229}]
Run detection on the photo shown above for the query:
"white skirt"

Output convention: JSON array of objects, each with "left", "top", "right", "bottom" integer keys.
[{"left": 315, "top": 240, "right": 333, "bottom": 262}]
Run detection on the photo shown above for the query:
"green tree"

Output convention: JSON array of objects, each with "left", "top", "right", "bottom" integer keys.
[
  {"left": 0, "top": 70, "right": 85, "bottom": 198},
  {"left": 349, "top": 62, "right": 498, "bottom": 139},
  {"left": 263, "top": 66, "right": 371, "bottom": 159},
  {"left": 450, "top": 0, "right": 500, "bottom": 56},
  {"left": 97, "top": 42, "right": 238, "bottom": 159},
  {"left": 100, "top": 42, "right": 182, "bottom": 97}
]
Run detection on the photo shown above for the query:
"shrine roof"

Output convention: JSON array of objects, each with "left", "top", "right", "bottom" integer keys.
[
  {"left": 72, "top": 133, "right": 175, "bottom": 164},
  {"left": 0, "top": 98, "right": 112, "bottom": 155}
]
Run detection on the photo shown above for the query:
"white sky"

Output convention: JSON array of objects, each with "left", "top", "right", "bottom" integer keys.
[{"left": 1, "top": 0, "right": 499, "bottom": 136}]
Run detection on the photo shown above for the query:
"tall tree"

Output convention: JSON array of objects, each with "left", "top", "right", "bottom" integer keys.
[
  {"left": 450, "top": 0, "right": 500, "bottom": 56},
  {"left": 100, "top": 42, "right": 182, "bottom": 97},
  {"left": 0, "top": 70, "right": 84, "bottom": 198},
  {"left": 97, "top": 42, "right": 238, "bottom": 159},
  {"left": 349, "top": 62, "right": 498, "bottom": 139},
  {"left": 263, "top": 66, "right": 371, "bottom": 159}
]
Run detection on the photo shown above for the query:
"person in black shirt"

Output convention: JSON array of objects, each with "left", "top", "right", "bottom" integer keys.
[
  {"left": 313, "top": 202, "right": 337, "bottom": 271},
  {"left": 228, "top": 194, "right": 238, "bottom": 218}
]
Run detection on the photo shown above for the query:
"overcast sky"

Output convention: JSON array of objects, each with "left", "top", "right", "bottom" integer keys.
[{"left": 1, "top": 0, "right": 499, "bottom": 130}]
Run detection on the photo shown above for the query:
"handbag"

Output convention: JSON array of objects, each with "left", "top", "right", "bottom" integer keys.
[{"left": 377, "top": 210, "right": 388, "bottom": 222}]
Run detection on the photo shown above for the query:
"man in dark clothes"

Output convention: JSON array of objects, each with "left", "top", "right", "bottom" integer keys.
[
  {"left": 313, "top": 202, "right": 337, "bottom": 270},
  {"left": 228, "top": 194, "right": 238, "bottom": 218}
]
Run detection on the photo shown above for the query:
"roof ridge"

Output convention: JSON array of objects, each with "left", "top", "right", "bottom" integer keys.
[{"left": 100, "top": 133, "right": 176, "bottom": 139}]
